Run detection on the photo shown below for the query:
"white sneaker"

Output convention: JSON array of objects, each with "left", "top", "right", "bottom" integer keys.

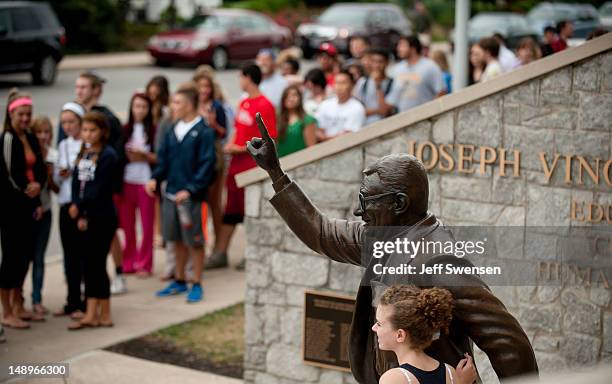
[{"left": 110, "top": 275, "right": 127, "bottom": 295}]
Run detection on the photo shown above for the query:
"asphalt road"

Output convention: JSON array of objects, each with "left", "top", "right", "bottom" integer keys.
[
  {"left": 0, "top": 61, "right": 313, "bottom": 261},
  {"left": 0, "top": 65, "right": 245, "bottom": 127},
  {"left": 0, "top": 66, "right": 236, "bottom": 261}
]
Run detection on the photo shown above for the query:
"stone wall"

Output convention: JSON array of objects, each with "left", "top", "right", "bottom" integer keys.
[{"left": 242, "top": 49, "right": 612, "bottom": 384}]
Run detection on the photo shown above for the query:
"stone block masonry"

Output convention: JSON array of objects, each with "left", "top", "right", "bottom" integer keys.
[{"left": 243, "top": 49, "right": 612, "bottom": 383}]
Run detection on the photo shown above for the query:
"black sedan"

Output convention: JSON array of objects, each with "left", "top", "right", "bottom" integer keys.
[
  {"left": 295, "top": 2, "right": 412, "bottom": 58},
  {"left": 0, "top": 1, "right": 65, "bottom": 85}
]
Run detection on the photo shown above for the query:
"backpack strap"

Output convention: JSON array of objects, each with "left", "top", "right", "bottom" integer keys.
[
  {"left": 445, "top": 363, "right": 454, "bottom": 384},
  {"left": 399, "top": 368, "right": 413, "bottom": 384},
  {"left": 3, "top": 132, "right": 21, "bottom": 191},
  {"left": 360, "top": 76, "right": 369, "bottom": 100},
  {"left": 363, "top": 77, "right": 394, "bottom": 99},
  {"left": 383, "top": 78, "right": 394, "bottom": 96}
]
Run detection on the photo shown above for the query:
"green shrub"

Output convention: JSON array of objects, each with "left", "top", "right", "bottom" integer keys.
[
  {"left": 36, "top": 0, "right": 122, "bottom": 53},
  {"left": 225, "top": 0, "right": 301, "bottom": 13}
]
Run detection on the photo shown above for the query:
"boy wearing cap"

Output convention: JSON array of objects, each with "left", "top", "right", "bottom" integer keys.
[{"left": 317, "top": 42, "right": 339, "bottom": 88}]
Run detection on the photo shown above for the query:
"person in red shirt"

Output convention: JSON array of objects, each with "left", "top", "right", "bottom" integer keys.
[
  {"left": 551, "top": 20, "right": 573, "bottom": 53},
  {"left": 317, "top": 42, "right": 339, "bottom": 88},
  {"left": 209, "top": 64, "right": 276, "bottom": 270}
]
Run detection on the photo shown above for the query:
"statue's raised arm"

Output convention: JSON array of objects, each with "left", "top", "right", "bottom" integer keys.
[{"left": 246, "top": 112, "right": 283, "bottom": 182}]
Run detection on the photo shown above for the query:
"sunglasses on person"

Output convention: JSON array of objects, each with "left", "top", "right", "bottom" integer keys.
[{"left": 358, "top": 191, "right": 398, "bottom": 212}]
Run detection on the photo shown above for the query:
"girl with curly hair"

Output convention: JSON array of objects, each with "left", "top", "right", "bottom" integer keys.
[{"left": 373, "top": 285, "right": 475, "bottom": 384}]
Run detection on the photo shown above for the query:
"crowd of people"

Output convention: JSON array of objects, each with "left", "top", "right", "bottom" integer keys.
[
  {"left": 468, "top": 21, "right": 609, "bottom": 84},
  {"left": 1, "top": 22, "right": 606, "bottom": 341},
  {"left": 0, "top": 57, "right": 283, "bottom": 337}
]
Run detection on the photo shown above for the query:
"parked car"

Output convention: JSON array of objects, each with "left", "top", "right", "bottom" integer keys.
[
  {"left": 295, "top": 2, "right": 412, "bottom": 58},
  {"left": 599, "top": 2, "right": 612, "bottom": 31},
  {"left": 0, "top": 1, "right": 65, "bottom": 85},
  {"left": 465, "top": 12, "right": 538, "bottom": 49},
  {"left": 147, "top": 8, "right": 292, "bottom": 69},
  {"left": 527, "top": 3, "right": 601, "bottom": 39}
]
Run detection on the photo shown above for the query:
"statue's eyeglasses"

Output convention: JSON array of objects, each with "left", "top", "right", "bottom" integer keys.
[{"left": 358, "top": 191, "right": 397, "bottom": 211}]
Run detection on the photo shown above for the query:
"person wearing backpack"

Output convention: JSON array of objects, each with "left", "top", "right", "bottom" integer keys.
[{"left": 353, "top": 48, "right": 401, "bottom": 126}]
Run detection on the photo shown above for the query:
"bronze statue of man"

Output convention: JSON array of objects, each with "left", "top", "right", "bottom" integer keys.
[{"left": 246, "top": 113, "right": 538, "bottom": 384}]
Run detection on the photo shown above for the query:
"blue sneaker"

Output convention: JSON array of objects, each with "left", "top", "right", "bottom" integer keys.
[
  {"left": 156, "top": 281, "right": 188, "bottom": 297},
  {"left": 186, "top": 284, "right": 203, "bottom": 303}
]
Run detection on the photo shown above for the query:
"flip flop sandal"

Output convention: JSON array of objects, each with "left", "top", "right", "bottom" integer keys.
[
  {"left": 53, "top": 308, "right": 69, "bottom": 317},
  {"left": 33, "top": 305, "right": 49, "bottom": 315},
  {"left": 67, "top": 321, "right": 98, "bottom": 331},
  {"left": 70, "top": 311, "right": 85, "bottom": 320},
  {"left": 1, "top": 320, "right": 30, "bottom": 329},
  {"left": 16, "top": 313, "right": 33, "bottom": 321}
]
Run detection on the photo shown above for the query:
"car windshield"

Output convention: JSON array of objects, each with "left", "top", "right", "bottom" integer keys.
[
  {"left": 528, "top": 7, "right": 572, "bottom": 20},
  {"left": 318, "top": 7, "right": 369, "bottom": 26},
  {"left": 182, "top": 15, "right": 232, "bottom": 31},
  {"left": 470, "top": 15, "right": 510, "bottom": 30},
  {"left": 602, "top": 4, "right": 612, "bottom": 16}
]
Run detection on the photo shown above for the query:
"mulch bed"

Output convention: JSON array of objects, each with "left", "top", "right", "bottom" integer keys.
[{"left": 106, "top": 334, "right": 243, "bottom": 379}]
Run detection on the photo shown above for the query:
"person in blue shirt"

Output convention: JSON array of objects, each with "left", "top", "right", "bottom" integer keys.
[
  {"left": 146, "top": 85, "right": 216, "bottom": 303},
  {"left": 431, "top": 50, "right": 452, "bottom": 95}
]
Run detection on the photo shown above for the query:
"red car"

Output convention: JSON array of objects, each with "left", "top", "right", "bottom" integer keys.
[{"left": 147, "top": 9, "right": 292, "bottom": 69}]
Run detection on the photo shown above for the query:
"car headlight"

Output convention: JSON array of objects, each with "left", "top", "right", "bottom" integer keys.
[
  {"left": 190, "top": 38, "right": 209, "bottom": 51},
  {"left": 338, "top": 28, "right": 349, "bottom": 39},
  {"left": 148, "top": 36, "right": 160, "bottom": 47}
]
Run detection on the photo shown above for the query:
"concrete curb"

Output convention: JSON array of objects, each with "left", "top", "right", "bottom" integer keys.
[
  {"left": 8, "top": 350, "right": 243, "bottom": 384},
  {"left": 59, "top": 51, "right": 152, "bottom": 70}
]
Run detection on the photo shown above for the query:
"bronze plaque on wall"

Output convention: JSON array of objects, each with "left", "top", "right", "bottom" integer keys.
[{"left": 302, "top": 290, "right": 356, "bottom": 372}]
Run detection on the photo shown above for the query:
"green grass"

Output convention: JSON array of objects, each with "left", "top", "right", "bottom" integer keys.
[{"left": 154, "top": 303, "right": 245, "bottom": 365}]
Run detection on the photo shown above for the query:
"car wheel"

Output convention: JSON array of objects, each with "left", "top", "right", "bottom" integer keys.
[
  {"left": 212, "top": 47, "right": 229, "bottom": 70},
  {"left": 155, "top": 58, "right": 171, "bottom": 67},
  {"left": 32, "top": 55, "right": 57, "bottom": 85}
]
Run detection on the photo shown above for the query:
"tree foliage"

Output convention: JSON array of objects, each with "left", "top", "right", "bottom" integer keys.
[{"left": 34, "top": 0, "right": 122, "bottom": 53}]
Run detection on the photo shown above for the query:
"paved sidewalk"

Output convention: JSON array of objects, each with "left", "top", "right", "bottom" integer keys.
[
  {"left": 59, "top": 52, "right": 152, "bottom": 70},
  {"left": 0, "top": 226, "right": 246, "bottom": 383},
  {"left": 9, "top": 350, "right": 242, "bottom": 384}
]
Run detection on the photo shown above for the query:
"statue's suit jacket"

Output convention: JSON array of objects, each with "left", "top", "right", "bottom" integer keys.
[{"left": 268, "top": 175, "right": 538, "bottom": 384}]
